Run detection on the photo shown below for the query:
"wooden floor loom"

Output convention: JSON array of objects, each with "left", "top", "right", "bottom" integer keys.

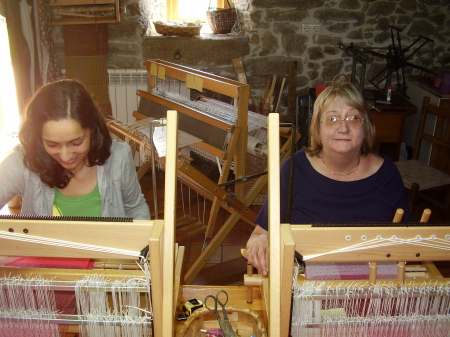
[
  {"left": 0, "top": 111, "right": 183, "bottom": 337},
  {"left": 106, "top": 59, "right": 300, "bottom": 284},
  {"left": 244, "top": 113, "right": 450, "bottom": 337}
]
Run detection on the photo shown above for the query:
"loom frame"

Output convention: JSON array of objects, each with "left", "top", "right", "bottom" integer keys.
[
  {"left": 281, "top": 223, "right": 450, "bottom": 335},
  {"left": 118, "top": 60, "right": 301, "bottom": 284},
  {"left": 143, "top": 59, "right": 251, "bottom": 241}
]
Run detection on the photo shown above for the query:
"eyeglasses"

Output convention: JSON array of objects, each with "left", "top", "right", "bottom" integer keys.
[{"left": 322, "top": 115, "right": 365, "bottom": 128}]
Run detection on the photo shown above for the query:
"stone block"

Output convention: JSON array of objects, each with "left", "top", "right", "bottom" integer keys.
[{"left": 141, "top": 35, "right": 250, "bottom": 65}]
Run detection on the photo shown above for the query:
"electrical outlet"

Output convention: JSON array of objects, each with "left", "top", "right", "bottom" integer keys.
[{"left": 302, "top": 24, "right": 321, "bottom": 34}]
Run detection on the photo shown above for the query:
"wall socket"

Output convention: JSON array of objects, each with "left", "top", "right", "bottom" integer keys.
[{"left": 302, "top": 24, "right": 321, "bottom": 34}]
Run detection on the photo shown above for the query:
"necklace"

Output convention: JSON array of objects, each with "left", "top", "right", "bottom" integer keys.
[{"left": 322, "top": 158, "right": 360, "bottom": 176}]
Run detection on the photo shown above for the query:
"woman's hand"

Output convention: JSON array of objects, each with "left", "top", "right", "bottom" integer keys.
[{"left": 246, "top": 225, "right": 269, "bottom": 276}]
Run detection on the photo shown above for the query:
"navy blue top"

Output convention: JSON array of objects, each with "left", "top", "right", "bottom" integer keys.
[{"left": 256, "top": 150, "right": 413, "bottom": 230}]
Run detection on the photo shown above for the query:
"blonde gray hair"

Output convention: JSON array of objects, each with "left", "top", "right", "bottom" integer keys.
[{"left": 305, "top": 81, "right": 376, "bottom": 157}]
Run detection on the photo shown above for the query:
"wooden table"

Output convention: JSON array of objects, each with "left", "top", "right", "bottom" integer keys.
[{"left": 367, "top": 90, "right": 417, "bottom": 161}]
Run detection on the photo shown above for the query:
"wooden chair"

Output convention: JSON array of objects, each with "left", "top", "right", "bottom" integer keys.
[{"left": 395, "top": 96, "right": 450, "bottom": 220}]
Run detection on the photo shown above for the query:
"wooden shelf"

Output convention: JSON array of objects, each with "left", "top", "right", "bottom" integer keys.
[{"left": 49, "top": 0, "right": 120, "bottom": 25}]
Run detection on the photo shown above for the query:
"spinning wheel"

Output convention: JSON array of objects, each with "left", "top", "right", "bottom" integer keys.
[{"left": 340, "top": 25, "right": 435, "bottom": 96}]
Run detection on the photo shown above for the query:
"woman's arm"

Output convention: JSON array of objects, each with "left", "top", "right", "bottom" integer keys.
[
  {"left": 0, "top": 147, "right": 25, "bottom": 209},
  {"left": 246, "top": 225, "right": 269, "bottom": 275},
  {"left": 245, "top": 154, "right": 297, "bottom": 275},
  {"left": 117, "top": 143, "right": 151, "bottom": 220}
]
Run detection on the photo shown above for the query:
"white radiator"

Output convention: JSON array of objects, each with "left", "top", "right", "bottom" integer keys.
[{"left": 108, "top": 69, "right": 148, "bottom": 123}]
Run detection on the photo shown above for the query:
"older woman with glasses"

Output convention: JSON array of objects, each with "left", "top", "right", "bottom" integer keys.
[{"left": 246, "top": 81, "right": 412, "bottom": 276}]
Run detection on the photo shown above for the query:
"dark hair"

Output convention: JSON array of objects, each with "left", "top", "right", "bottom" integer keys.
[
  {"left": 305, "top": 81, "right": 376, "bottom": 157},
  {"left": 19, "top": 79, "right": 112, "bottom": 188}
]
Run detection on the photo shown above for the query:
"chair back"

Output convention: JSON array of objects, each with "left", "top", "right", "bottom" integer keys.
[{"left": 413, "top": 97, "right": 450, "bottom": 173}]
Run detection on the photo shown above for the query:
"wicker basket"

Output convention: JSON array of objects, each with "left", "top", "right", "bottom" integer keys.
[
  {"left": 154, "top": 21, "right": 201, "bottom": 36},
  {"left": 206, "top": 8, "right": 237, "bottom": 34},
  {"left": 178, "top": 306, "right": 267, "bottom": 337}
]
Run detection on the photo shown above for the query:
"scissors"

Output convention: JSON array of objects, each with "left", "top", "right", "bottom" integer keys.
[{"left": 204, "top": 290, "right": 236, "bottom": 337}]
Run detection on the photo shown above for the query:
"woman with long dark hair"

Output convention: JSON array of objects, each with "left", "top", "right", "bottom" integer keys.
[{"left": 0, "top": 79, "right": 150, "bottom": 219}]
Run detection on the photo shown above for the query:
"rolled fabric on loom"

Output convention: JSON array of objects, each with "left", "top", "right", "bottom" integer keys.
[{"left": 247, "top": 136, "right": 268, "bottom": 158}]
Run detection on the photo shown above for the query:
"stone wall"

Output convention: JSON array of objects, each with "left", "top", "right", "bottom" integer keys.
[
  {"left": 243, "top": 0, "right": 449, "bottom": 103},
  {"left": 52, "top": 0, "right": 450, "bottom": 113}
]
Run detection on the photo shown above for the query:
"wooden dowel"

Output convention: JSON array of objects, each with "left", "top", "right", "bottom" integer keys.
[
  {"left": 269, "top": 75, "right": 277, "bottom": 98},
  {"left": 247, "top": 263, "right": 253, "bottom": 303},
  {"left": 397, "top": 261, "right": 406, "bottom": 286},
  {"left": 369, "top": 261, "right": 377, "bottom": 285},
  {"left": 241, "top": 248, "right": 253, "bottom": 303},
  {"left": 263, "top": 77, "right": 271, "bottom": 101},
  {"left": 162, "top": 110, "right": 178, "bottom": 337},
  {"left": 231, "top": 57, "right": 247, "bottom": 84},
  {"left": 275, "top": 78, "right": 286, "bottom": 113},
  {"left": 93, "top": 262, "right": 140, "bottom": 270},
  {"left": 392, "top": 208, "right": 404, "bottom": 222},
  {"left": 244, "top": 274, "right": 263, "bottom": 287},
  {"left": 287, "top": 61, "right": 297, "bottom": 121},
  {"left": 420, "top": 208, "right": 431, "bottom": 222},
  {"left": 107, "top": 120, "right": 152, "bottom": 151},
  {"left": 268, "top": 113, "right": 281, "bottom": 336}
]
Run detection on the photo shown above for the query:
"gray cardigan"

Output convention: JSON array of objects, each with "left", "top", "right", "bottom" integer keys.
[{"left": 0, "top": 141, "right": 150, "bottom": 220}]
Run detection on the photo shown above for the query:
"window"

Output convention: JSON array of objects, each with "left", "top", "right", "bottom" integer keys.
[
  {"left": 0, "top": 15, "right": 20, "bottom": 153},
  {"left": 167, "top": 0, "right": 225, "bottom": 22}
]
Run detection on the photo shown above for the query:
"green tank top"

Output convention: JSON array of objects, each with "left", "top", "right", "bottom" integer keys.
[{"left": 53, "top": 184, "right": 102, "bottom": 217}]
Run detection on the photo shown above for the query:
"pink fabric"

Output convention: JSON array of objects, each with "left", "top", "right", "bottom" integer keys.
[
  {"left": 305, "top": 262, "right": 398, "bottom": 280},
  {"left": 3, "top": 258, "right": 92, "bottom": 336},
  {"left": 6, "top": 256, "right": 93, "bottom": 269}
]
